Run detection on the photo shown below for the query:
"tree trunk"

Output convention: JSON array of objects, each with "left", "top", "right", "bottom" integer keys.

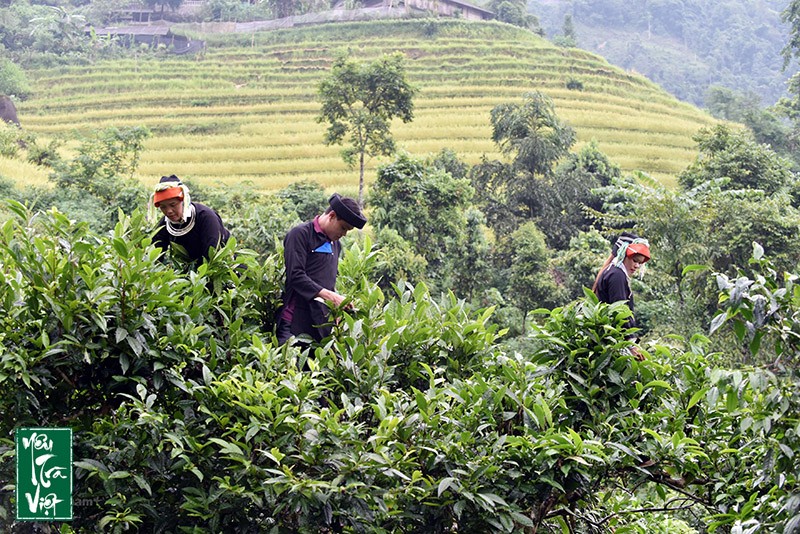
[{"left": 358, "top": 150, "right": 365, "bottom": 208}]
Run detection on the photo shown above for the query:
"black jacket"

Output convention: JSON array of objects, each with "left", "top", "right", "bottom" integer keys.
[
  {"left": 153, "top": 202, "right": 230, "bottom": 263},
  {"left": 278, "top": 219, "right": 341, "bottom": 341},
  {"left": 595, "top": 265, "right": 636, "bottom": 332}
]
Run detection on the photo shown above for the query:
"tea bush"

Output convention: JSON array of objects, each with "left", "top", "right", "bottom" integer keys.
[{"left": 0, "top": 204, "right": 798, "bottom": 533}]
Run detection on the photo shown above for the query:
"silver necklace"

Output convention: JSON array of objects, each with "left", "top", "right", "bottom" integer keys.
[{"left": 166, "top": 204, "right": 196, "bottom": 237}]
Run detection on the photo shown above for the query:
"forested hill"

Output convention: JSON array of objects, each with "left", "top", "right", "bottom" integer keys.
[{"left": 532, "top": 0, "right": 799, "bottom": 107}]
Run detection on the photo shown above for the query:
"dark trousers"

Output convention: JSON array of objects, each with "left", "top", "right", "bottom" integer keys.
[{"left": 276, "top": 317, "right": 293, "bottom": 345}]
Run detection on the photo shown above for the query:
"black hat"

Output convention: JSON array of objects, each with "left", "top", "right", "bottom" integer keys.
[{"left": 329, "top": 193, "right": 367, "bottom": 229}]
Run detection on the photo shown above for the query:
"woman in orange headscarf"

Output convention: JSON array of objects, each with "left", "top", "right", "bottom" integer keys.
[
  {"left": 149, "top": 175, "right": 230, "bottom": 265},
  {"left": 592, "top": 232, "right": 651, "bottom": 359}
]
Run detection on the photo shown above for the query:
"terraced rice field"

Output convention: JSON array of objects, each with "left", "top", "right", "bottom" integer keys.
[{"left": 14, "top": 19, "right": 718, "bottom": 193}]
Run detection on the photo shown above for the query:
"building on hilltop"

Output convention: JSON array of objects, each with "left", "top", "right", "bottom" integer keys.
[
  {"left": 378, "top": 0, "right": 492, "bottom": 20},
  {"left": 96, "top": 0, "right": 493, "bottom": 38},
  {"left": 91, "top": 2, "right": 204, "bottom": 53},
  {"left": 226, "top": 0, "right": 494, "bottom": 32},
  {"left": 91, "top": 23, "right": 204, "bottom": 54},
  {"left": 334, "top": 0, "right": 493, "bottom": 20}
]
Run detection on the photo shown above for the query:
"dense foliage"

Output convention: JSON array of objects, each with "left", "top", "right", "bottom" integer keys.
[
  {"left": 704, "top": 87, "right": 797, "bottom": 167},
  {"left": 369, "top": 152, "right": 486, "bottom": 295},
  {"left": 0, "top": 200, "right": 798, "bottom": 532}
]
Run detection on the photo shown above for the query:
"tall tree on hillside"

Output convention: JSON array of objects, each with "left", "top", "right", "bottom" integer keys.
[
  {"left": 318, "top": 52, "right": 417, "bottom": 207},
  {"left": 558, "top": 13, "right": 577, "bottom": 46},
  {"left": 491, "top": 91, "right": 576, "bottom": 183},
  {"left": 472, "top": 91, "right": 575, "bottom": 233}
]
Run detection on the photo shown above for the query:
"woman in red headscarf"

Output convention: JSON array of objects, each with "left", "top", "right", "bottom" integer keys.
[
  {"left": 150, "top": 175, "right": 230, "bottom": 264},
  {"left": 592, "top": 232, "right": 651, "bottom": 359}
]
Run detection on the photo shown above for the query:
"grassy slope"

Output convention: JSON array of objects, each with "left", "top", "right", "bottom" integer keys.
[{"left": 14, "top": 19, "right": 718, "bottom": 193}]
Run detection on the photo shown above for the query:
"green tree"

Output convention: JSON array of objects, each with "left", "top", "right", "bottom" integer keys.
[
  {"left": 82, "top": 0, "right": 139, "bottom": 26},
  {"left": 47, "top": 126, "right": 150, "bottom": 230},
  {"left": 563, "top": 13, "right": 576, "bottom": 41},
  {"left": 469, "top": 156, "right": 521, "bottom": 237},
  {"left": 29, "top": 5, "right": 86, "bottom": 54},
  {"left": 488, "top": 0, "right": 542, "bottom": 32},
  {"left": 782, "top": 0, "right": 800, "bottom": 152},
  {"left": 223, "top": 195, "right": 299, "bottom": 256},
  {"left": 553, "top": 13, "right": 577, "bottom": 47},
  {"left": 452, "top": 207, "right": 492, "bottom": 300},
  {"left": 491, "top": 91, "right": 576, "bottom": 178},
  {"left": 472, "top": 91, "right": 576, "bottom": 241},
  {"left": 430, "top": 147, "right": 469, "bottom": 181},
  {"left": 267, "top": 0, "right": 296, "bottom": 18},
  {"left": 369, "top": 226, "right": 428, "bottom": 290},
  {"left": 678, "top": 124, "right": 793, "bottom": 195},
  {"left": 705, "top": 86, "right": 795, "bottom": 164},
  {"left": 368, "top": 152, "right": 484, "bottom": 293},
  {"left": 276, "top": 179, "right": 328, "bottom": 221},
  {"left": 0, "top": 4, "right": 26, "bottom": 51},
  {"left": 0, "top": 58, "right": 31, "bottom": 99},
  {"left": 783, "top": 0, "right": 800, "bottom": 71},
  {"left": 0, "top": 123, "right": 26, "bottom": 157},
  {"left": 318, "top": 52, "right": 417, "bottom": 206},
  {"left": 550, "top": 229, "right": 609, "bottom": 300},
  {"left": 704, "top": 192, "right": 800, "bottom": 274},
  {"left": 202, "top": 0, "right": 238, "bottom": 21},
  {"left": 52, "top": 126, "right": 149, "bottom": 194},
  {"left": 539, "top": 140, "right": 621, "bottom": 248},
  {"left": 504, "top": 221, "right": 564, "bottom": 317},
  {"left": 145, "top": 0, "right": 184, "bottom": 14}
]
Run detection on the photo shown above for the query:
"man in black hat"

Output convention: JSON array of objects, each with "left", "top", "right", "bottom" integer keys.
[{"left": 276, "top": 193, "right": 367, "bottom": 344}]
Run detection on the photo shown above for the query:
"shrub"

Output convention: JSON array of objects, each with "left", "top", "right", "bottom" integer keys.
[
  {"left": 565, "top": 77, "right": 584, "bottom": 90},
  {"left": 1, "top": 205, "right": 799, "bottom": 533},
  {"left": 0, "top": 59, "right": 32, "bottom": 99},
  {"left": 276, "top": 180, "right": 328, "bottom": 222},
  {"left": 0, "top": 123, "right": 24, "bottom": 158}
]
